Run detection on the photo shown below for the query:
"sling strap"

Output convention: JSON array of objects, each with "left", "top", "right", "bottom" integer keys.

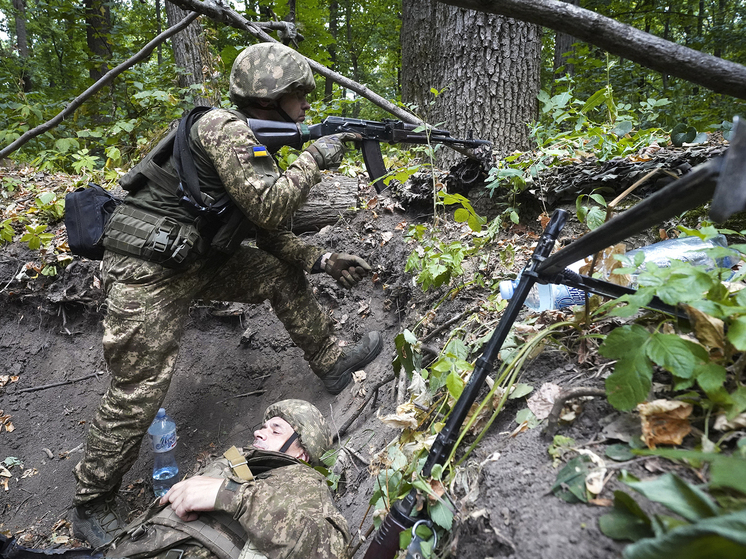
[{"left": 223, "top": 446, "right": 254, "bottom": 482}]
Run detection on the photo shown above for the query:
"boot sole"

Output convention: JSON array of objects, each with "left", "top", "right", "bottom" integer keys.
[{"left": 325, "top": 332, "right": 384, "bottom": 394}]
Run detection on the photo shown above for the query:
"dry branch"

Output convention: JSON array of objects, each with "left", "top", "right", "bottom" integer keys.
[{"left": 438, "top": 0, "right": 746, "bottom": 101}]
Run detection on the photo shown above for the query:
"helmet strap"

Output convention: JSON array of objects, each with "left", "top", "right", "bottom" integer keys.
[
  {"left": 275, "top": 104, "right": 296, "bottom": 123},
  {"left": 280, "top": 431, "right": 299, "bottom": 454}
]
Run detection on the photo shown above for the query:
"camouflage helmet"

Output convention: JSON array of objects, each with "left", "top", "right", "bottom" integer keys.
[
  {"left": 230, "top": 43, "right": 315, "bottom": 108},
  {"left": 264, "top": 399, "right": 332, "bottom": 466}
]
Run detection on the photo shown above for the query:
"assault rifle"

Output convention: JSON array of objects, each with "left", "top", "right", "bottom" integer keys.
[
  {"left": 246, "top": 116, "right": 491, "bottom": 193},
  {"left": 363, "top": 116, "right": 746, "bottom": 558}
]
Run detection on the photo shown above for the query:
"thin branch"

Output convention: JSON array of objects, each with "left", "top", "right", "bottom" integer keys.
[
  {"left": 18, "top": 371, "right": 105, "bottom": 393},
  {"left": 334, "top": 373, "right": 396, "bottom": 442},
  {"left": 0, "top": 13, "right": 200, "bottom": 160},
  {"left": 543, "top": 387, "right": 607, "bottom": 439}
]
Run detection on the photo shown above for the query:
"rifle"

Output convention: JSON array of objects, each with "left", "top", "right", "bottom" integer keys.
[
  {"left": 246, "top": 116, "right": 491, "bottom": 193},
  {"left": 362, "top": 116, "right": 746, "bottom": 558}
]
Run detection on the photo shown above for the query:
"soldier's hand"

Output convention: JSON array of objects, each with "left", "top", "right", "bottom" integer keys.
[
  {"left": 305, "top": 133, "right": 361, "bottom": 171},
  {"left": 324, "top": 252, "right": 372, "bottom": 289},
  {"left": 159, "top": 476, "right": 223, "bottom": 521}
]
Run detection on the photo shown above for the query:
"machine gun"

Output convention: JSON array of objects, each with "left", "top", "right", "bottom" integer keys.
[
  {"left": 362, "top": 116, "right": 746, "bottom": 558},
  {"left": 246, "top": 116, "right": 491, "bottom": 193}
]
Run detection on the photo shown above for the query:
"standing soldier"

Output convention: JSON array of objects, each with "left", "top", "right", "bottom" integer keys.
[{"left": 72, "top": 43, "right": 383, "bottom": 545}]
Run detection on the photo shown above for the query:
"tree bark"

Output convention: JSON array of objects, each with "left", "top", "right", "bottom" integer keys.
[
  {"left": 11, "top": 0, "right": 31, "bottom": 91},
  {"left": 437, "top": 0, "right": 746, "bottom": 101},
  {"left": 165, "top": 2, "right": 217, "bottom": 107},
  {"left": 402, "top": 0, "right": 541, "bottom": 163},
  {"left": 553, "top": 0, "right": 578, "bottom": 77},
  {"left": 84, "top": 0, "right": 112, "bottom": 82},
  {"left": 324, "top": 2, "right": 339, "bottom": 101}
]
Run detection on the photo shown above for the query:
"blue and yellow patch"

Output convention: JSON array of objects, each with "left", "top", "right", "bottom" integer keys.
[{"left": 252, "top": 145, "right": 269, "bottom": 157}]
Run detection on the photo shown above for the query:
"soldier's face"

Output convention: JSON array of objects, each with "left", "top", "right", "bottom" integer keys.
[
  {"left": 253, "top": 416, "right": 297, "bottom": 453},
  {"left": 277, "top": 91, "right": 310, "bottom": 123}
]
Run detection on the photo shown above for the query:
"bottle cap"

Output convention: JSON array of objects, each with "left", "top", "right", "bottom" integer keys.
[
  {"left": 499, "top": 280, "right": 514, "bottom": 301},
  {"left": 156, "top": 408, "right": 166, "bottom": 418}
]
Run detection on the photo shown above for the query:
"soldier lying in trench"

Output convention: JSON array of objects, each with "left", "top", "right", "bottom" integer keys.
[{"left": 102, "top": 399, "right": 350, "bottom": 559}]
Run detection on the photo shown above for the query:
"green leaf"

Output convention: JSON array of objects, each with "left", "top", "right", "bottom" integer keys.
[
  {"left": 446, "top": 371, "right": 464, "bottom": 399},
  {"left": 671, "top": 123, "right": 697, "bottom": 147},
  {"left": 693, "top": 362, "right": 727, "bottom": 396},
  {"left": 599, "top": 491, "right": 654, "bottom": 542},
  {"left": 509, "top": 383, "right": 533, "bottom": 399},
  {"left": 453, "top": 208, "right": 469, "bottom": 223},
  {"left": 612, "top": 120, "right": 634, "bottom": 137},
  {"left": 429, "top": 499, "right": 453, "bottom": 530},
  {"left": 645, "top": 333, "right": 701, "bottom": 379},
  {"left": 624, "top": 473, "right": 719, "bottom": 522},
  {"left": 600, "top": 324, "right": 651, "bottom": 359},
  {"left": 727, "top": 316, "right": 746, "bottom": 351},
  {"left": 621, "top": 509, "right": 746, "bottom": 559},
  {"left": 552, "top": 455, "right": 592, "bottom": 503},
  {"left": 605, "top": 352, "right": 653, "bottom": 411},
  {"left": 605, "top": 444, "right": 635, "bottom": 462}
]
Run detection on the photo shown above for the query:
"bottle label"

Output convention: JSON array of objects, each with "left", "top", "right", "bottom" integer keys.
[
  {"left": 555, "top": 286, "right": 587, "bottom": 309},
  {"left": 151, "top": 430, "right": 177, "bottom": 453}
]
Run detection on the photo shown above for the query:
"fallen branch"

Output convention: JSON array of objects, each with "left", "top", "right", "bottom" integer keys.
[
  {"left": 542, "top": 386, "right": 607, "bottom": 439},
  {"left": 18, "top": 372, "right": 105, "bottom": 393},
  {"left": 335, "top": 373, "right": 396, "bottom": 441},
  {"left": 0, "top": 13, "right": 200, "bottom": 159},
  {"left": 438, "top": 0, "right": 746, "bottom": 101}
]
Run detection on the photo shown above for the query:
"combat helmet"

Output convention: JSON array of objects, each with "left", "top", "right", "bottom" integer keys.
[
  {"left": 264, "top": 399, "right": 332, "bottom": 466},
  {"left": 230, "top": 43, "right": 315, "bottom": 109}
]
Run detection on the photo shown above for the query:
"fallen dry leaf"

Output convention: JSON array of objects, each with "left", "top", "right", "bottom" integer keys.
[
  {"left": 380, "top": 232, "right": 393, "bottom": 245},
  {"left": 527, "top": 382, "right": 561, "bottom": 420},
  {"left": 637, "top": 399, "right": 693, "bottom": 449},
  {"left": 713, "top": 412, "right": 746, "bottom": 431},
  {"left": 395, "top": 221, "right": 407, "bottom": 231},
  {"left": 2, "top": 479, "right": 8, "bottom": 491},
  {"left": 352, "top": 370, "right": 367, "bottom": 383},
  {"left": 589, "top": 498, "right": 614, "bottom": 507},
  {"left": 377, "top": 403, "right": 418, "bottom": 429},
  {"left": 683, "top": 304, "right": 725, "bottom": 351}
]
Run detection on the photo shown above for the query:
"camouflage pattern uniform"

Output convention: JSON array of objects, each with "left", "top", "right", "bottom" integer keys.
[
  {"left": 73, "top": 49, "right": 343, "bottom": 506},
  {"left": 106, "top": 449, "right": 350, "bottom": 559}
]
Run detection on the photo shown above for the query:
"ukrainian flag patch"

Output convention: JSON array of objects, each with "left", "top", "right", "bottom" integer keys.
[{"left": 253, "top": 145, "right": 269, "bottom": 157}]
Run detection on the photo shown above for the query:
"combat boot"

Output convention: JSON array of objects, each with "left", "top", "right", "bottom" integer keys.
[
  {"left": 321, "top": 331, "right": 383, "bottom": 394},
  {"left": 72, "top": 494, "right": 126, "bottom": 548}
]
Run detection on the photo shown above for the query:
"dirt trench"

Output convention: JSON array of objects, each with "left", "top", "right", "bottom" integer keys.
[{"left": 0, "top": 183, "right": 633, "bottom": 559}]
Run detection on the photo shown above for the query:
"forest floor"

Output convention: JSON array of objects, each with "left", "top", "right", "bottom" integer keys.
[{"left": 0, "top": 154, "right": 724, "bottom": 559}]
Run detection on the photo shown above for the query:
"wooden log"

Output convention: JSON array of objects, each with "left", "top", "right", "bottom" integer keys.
[{"left": 290, "top": 174, "right": 359, "bottom": 233}]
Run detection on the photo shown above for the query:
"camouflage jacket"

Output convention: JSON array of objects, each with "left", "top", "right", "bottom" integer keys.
[
  {"left": 125, "top": 108, "right": 324, "bottom": 272},
  {"left": 106, "top": 449, "right": 350, "bottom": 559}
]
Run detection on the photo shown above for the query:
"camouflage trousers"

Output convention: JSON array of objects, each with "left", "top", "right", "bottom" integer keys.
[{"left": 73, "top": 246, "right": 340, "bottom": 505}]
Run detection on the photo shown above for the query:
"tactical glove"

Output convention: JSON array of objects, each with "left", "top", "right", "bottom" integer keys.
[
  {"left": 323, "top": 252, "right": 372, "bottom": 289},
  {"left": 305, "top": 133, "right": 360, "bottom": 171}
]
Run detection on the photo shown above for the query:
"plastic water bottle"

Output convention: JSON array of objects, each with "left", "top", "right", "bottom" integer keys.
[
  {"left": 626, "top": 234, "right": 738, "bottom": 273},
  {"left": 148, "top": 408, "right": 179, "bottom": 497},
  {"left": 499, "top": 276, "right": 587, "bottom": 311}
]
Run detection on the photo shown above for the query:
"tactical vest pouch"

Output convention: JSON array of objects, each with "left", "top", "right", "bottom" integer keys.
[
  {"left": 103, "top": 205, "right": 207, "bottom": 268},
  {"left": 64, "top": 183, "right": 123, "bottom": 260}
]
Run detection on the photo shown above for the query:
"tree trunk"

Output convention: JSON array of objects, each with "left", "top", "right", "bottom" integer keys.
[
  {"left": 84, "top": 0, "right": 112, "bottom": 82},
  {"left": 324, "top": 1, "right": 339, "bottom": 101},
  {"left": 11, "top": 0, "right": 32, "bottom": 91},
  {"left": 436, "top": 0, "right": 746, "bottom": 101},
  {"left": 553, "top": 0, "right": 578, "bottom": 78},
  {"left": 165, "top": 1, "right": 216, "bottom": 107},
  {"left": 401, "top": 0, "right": 541, "bottom": 165}
]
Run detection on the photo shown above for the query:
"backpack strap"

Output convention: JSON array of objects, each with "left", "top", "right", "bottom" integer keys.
[{"left": 173, "top": 106, "right": 233, "bottom": 217}]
